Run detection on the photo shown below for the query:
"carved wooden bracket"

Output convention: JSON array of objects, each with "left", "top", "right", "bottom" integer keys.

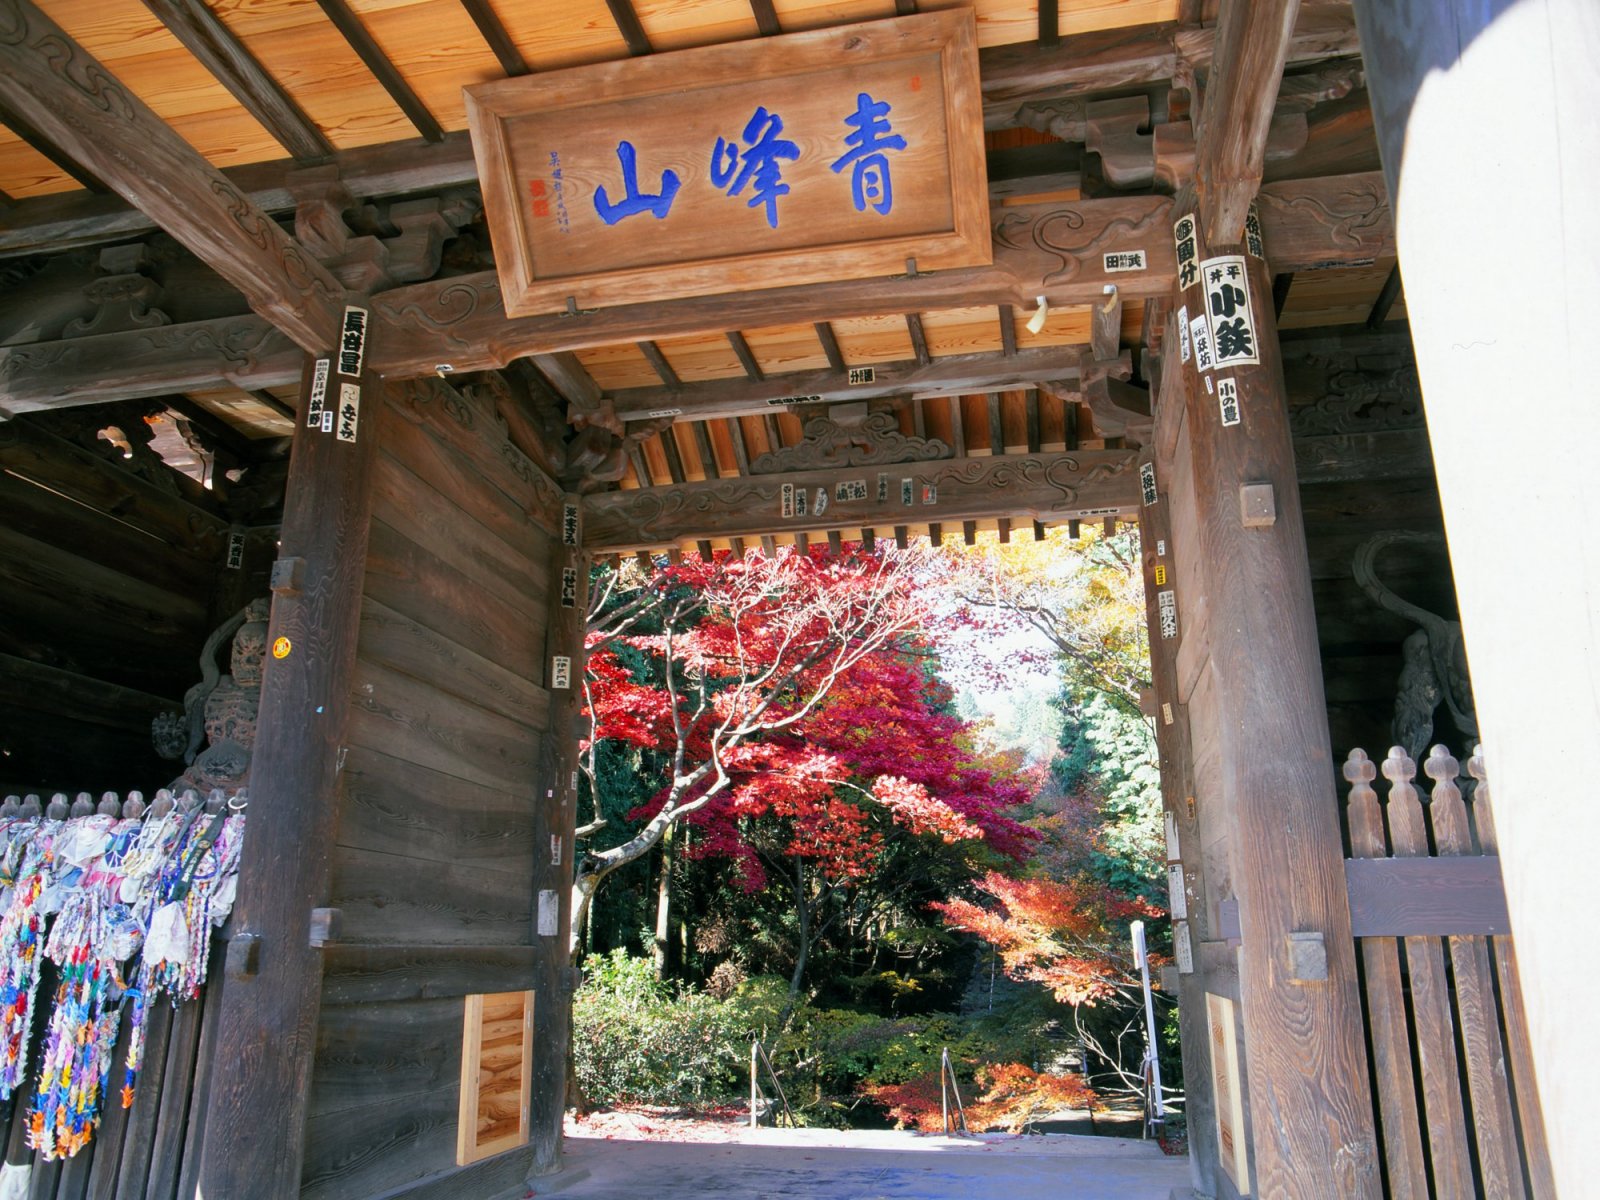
[{"left": 750, "top": 408, "right": 950, "bottom": 474}]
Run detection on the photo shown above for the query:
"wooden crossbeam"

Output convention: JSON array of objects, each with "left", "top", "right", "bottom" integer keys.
[
  {"left": 315, "top": 0, "right": 443, "bottom": 142},
  {"left": 749, "top": 0, "right": 781, "bottom": 36},
  {"left": 1195, "top": 0, "right": 1303, "bottom": 244},
  {"left": 583, "top": 449, "right": 1140, "bottom": 551},
  {"left": 814, "top": 322, "right": 847, "bottom": 372},
  {"left": 140, "top": 0, "right": 333, "bottom": 160},
  {"left": 726, "top": 330, "right": 765, "bottom": 381},
  {"left": 531, "top": 351, "right": 604, "bottom": 420},
  {"left": 0, "top": 316, "right": 302, "bottom": 417},
  {"left": 980, "top": 8, "right": 1357, "bottom": 129},
  {"left": 608, "top": 344, "right": 1087, "bottom": 423},
  {"left": 0, "top": 0, "right": 348, "bottom": 352},
  {"left": 905, "top": 314, "right": 932, "bottom": 366},
  {"left": 371, "top": 174, "right": 1391, "bottom": 376}
]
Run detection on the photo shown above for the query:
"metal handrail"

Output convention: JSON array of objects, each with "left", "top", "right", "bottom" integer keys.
[
  {"left": 939, "top": 1046, "right": 968, "bottom": 1135},
  {"left": 748, "top": 1039, "right": 796, "bottom": 1128}
]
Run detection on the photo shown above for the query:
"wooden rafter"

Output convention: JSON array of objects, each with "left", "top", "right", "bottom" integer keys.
[
  {"left": 726, "top": 331, "right": 764, "bottom": 381},
  {"left": 0, "top": 95, "right": 107, "bottom": 193},
  {"left": 0, "top": 0, "right": 347, "bottom": 351},
  {"left": 814, "top": 322, "right": 847, "bottom": 372},
  {"left": 749, "top": 0, "right": 781, "bottom": 37},
  {"left": 530, "top": 352, "right": 604, "bottom": 422},
  {"left": 583, "top": 448, "right": 1140, "bottom": 551},
  {"left": 139, "top": 0, "right": 333, "bottom": 160},
  {"left": 1195, "top": 0, "right": 1303, "bottom": 244},
  {"left": 905, "top": 314, "right": 932, "bottom": 366},
  {"left": 608, "top": 344, "right": 1088, "bottom": 423},
  {"left": 605, "top": 0, "right": 652, "bottom": 56},
  {"left": 0, "top": 131, "right": 480, "bottom": 259},
  {"left": 459, "top": 0, "right": 530, "bottom": 77},
  {"left": 638, "top": 341, "right": 681, "bottom": 389},
  {"left": 315, "top": 0, "right": 444, "bottom": 142}
]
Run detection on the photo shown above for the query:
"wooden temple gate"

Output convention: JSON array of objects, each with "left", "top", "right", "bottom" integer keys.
[{"left": 0, "top": 1, "right": 1593, "bottom": 1197}]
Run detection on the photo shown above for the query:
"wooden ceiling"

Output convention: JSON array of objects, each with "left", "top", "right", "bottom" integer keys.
[{"left": 0, "top": 0, "right": 1404, "bottom": 544}]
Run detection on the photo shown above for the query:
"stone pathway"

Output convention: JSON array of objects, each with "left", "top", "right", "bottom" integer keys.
[{"left": 530, "top": 1128, "right": 1190, "bottom": 1199}]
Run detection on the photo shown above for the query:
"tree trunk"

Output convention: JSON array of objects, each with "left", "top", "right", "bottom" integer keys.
[
  {"left": 778, "top": 858, "right": 810, "bottom": 1030},
  {"left": 653, "top": 824, "right": 673, "bottom": 978}
]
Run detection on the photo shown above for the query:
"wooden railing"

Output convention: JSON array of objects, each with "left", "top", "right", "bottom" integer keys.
[
  {"left": 1341, "top": 746, "right": 1555, "bottom": 1199},
  {"left": 0, "top": 788, "right": 239, "bottom": 1199}
]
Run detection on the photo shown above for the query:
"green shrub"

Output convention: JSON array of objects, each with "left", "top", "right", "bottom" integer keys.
[{"left": 572, "top": 950, "right": 747, "bottom": 1107}]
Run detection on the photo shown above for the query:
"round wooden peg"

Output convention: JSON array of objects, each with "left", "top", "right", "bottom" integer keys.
[
  {"left": 1342, "top": 747, "right": 1376, "bottom": 785},
  {"left": 71, "top": 791, "right": 94, "bottom": 818},
  {"left": 98, "top": 791, "right": 121, "bottom": 817},
  {"left": 124, "top": 791, "right": 147, "bottom": 819},
  {"left": 46, "top": 793, "right": 70, "bottom": 820}
]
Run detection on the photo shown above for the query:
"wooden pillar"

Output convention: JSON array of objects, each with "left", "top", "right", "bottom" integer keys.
[
  {"left": 196, "top": 340, "right": 379, "bottom": 1196},
  {"left": 1134, "top": 461, "right": 1221, "bottom": 1193},
  {"left": 1169, "top": 191, "right": 1379, "bottom": 1196},
  {"left": 1350, "top": 3, "right": 1600, "bottom": 1192},
  {"left": 529, "top": 497, "right": 588, "bottom": 1174}
]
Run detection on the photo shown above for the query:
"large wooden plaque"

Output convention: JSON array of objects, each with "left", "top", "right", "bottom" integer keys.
[{"left": 464, "top": 11, "right": 990, "bottom": 316}]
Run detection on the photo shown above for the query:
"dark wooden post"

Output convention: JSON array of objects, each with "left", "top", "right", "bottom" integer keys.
[
  {"left": 1168, "top": 190, "right": 1379, "bottom": 1197},
  {"left": 195, "top": 342, "right": 379, "bottom": 1197},
  {"left": 1350, "top": 5, "right": 1599, "bottom": 1191},
  {"left": 1134, "top": 455, "right": 1220, "bottom": 1192},
  {"left": 529, "top": 496, "right": 589, "bottom": 1174}
]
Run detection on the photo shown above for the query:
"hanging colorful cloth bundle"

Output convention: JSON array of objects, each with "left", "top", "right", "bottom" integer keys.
[{"left": 0, "top": 821, "right": 61, "bottom": 1100}]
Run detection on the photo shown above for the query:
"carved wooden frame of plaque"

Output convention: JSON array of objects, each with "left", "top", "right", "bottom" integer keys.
[{"left": 464, "top": 11, "right": 990, "bottom": 316}]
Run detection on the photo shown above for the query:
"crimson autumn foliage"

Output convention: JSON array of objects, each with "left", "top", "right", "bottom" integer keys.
[
  {"left": 582, "top": 544, "right": 1030, "bottom": 947},
  {"left": 583, "top": 546, "right": 1035, "bottom": 895},
  {"left": 864, "top": 1062, "right": 1098, "bottom": 1133}
]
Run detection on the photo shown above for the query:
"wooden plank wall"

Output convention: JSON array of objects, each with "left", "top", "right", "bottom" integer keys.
[
  {"left": 301, "top": 380, "right": 556, "bottom": 1200},
  {"left": 0, "top": 418, "right": 257, "bottom": 794}
]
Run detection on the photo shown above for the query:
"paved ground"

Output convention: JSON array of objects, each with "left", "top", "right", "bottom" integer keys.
[{"left": 530, "top": 1128, "right": 1191, "bottom": 1199}]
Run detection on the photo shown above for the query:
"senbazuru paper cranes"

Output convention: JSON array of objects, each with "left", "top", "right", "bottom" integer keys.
[{"left": 0, "top": 788, "right": 245, "bottom": 1162}]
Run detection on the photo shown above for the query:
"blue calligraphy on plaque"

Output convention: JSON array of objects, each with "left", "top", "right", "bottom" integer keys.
[
  {"left": 830, "top": 93, "right": 906, "bottom": 216},
  {"left": 710, "top": 106, "right": 799, "bottom": 229},
  {"left": 593, "top": 141, "right": 680, "bottom": 225}
]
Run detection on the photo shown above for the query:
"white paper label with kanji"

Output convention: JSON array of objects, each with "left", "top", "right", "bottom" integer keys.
[
  {"left": 781, "top": 483, "right": 795, "bottom": 519},
  {"left": 1189, "top": 314, "right": 1214, "bottom": 373},
  {"left": 1103, "top": 250, "right": 1148, "bottom": 273},
  {"left": 562, "top": 502, "right": 580, "bottom": 545},
  {"left": 1140, "top": 462, "right": 1158, "bottom": 506},
  {"left": 337, "top": 306, "right": 369, "bottom": 377},
  {"left": 1176, "top": 305, "right": 1191, "bottom": 363},
  {"left": 1167, "top": 864, "right": 1189, "bottom": 918},
  {"left": 1164, "top": 811, "right": 1180, "bottom": 861},
  {"left": 1172, "top": 214, "right": 1199, "bottom": 291},
  {"left": 550, "top": 835, "right": 563, "bottom": 866},
  {"left": 551, "top": 655, "right": 572, "bottom": 690},
  {"left": 1158, "top": 589, "right": 1178, "bottom": 640},
  {"left": 1200, "top": 254, "right": 1260, "bottom": 367},
  {"left": 813, "top": 488, "right": 828, "bottom": 516},
  {"left": 335, "top": 383, "right": 361, "bottom": 443},
  {"left": 560, "top": 565, "right": 579, "bottom": 608},
  {"left": 305, "top": 358, "right": 331, "bottom": 428},
  {"left": 1216, "top": 376, "right": 1241, "bottom": 427},
  {"left": 225, "top": 530, "right": 245, "bottom": 571},
  {"left": 537, "top": 889, "right": 559, "bottom": 937},
  {"left": 1175, "top": 921, "right": 1194, "bottom": 974}
]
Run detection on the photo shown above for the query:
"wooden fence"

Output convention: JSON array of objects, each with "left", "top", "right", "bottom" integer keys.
[{"left": 1342, "top": 745, "right": 1554, "bottom": 1199}]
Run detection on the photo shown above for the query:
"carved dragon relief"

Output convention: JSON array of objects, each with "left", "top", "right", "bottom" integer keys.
[
  {"left": 750, "top": 409, "right": 949, "bottom": 474},
  {"left": 1287, "top": 353, "right": 1423, "bottom": 436},
  {"left": 1255, "top": 175, "right": 1390, "bottom": 258},
  {"left": 993, "top": 199, "right": 1168, "bottom": 288}
]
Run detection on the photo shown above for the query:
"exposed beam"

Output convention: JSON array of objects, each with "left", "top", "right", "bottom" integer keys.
[
  {"left": 605, "top": 0, "right": 652, "bottom": 56},
  {"left": 0, "top": 131, "right": 479, "bottom": 259},
  {"left": 530, "top": 351, "right": 604, "bottom": 421},
  {"left": 248, "top": 388, "right": 297, "bottom": 421},
  {"left": 726, "top": 331, "right": 764, "bottom": 381},
  {"left": 1365, "top": 263, "right": 1402, "bottom": 329},
  {"left": 371, "top": 174, "right": 1391, "bottom": 377},
  {"left": 997, "top": 304, "right": 1017, "bottom": 356},
  {"left": 905, "top": 313, "right": 932, "bottom": 366},
  {"left": 638, "top": 340, "right": 680, "bottom": 388},
  {"left": 814, "top": 322, "right": 847, "bottom": 372},
  {"left": 459, "top": 0, "right": 530, "bottom": 77},
  {"left": 1038, "top": 0, "right": 1059, "bottom": 48},
  {"left": 1195, "top": 0, "right": 1302, "bottom": 244},
  {"left": 749, "top": 0, "right": 781, "bottom": 37},
  {"left": 0, "top": 315, "right": 302, "bottom": 417},
  {"left": 139, "top": 0, "right": 334, "bottom": 160},
  {"left": 979, "top": 8, "right": 1358, "bottom": 129},
  {"left": 0, "top": 96, "right": 108, "bottom": 192},
  {"left": 0, "top": 0, "right": 348, "bottom": 352},
  {"left": 986, "top": 392, "right": 1004, "bottom": 453},
  {"left": 609, "top": 344, "right": 1090, "bottom": 423},
  {"left": 584, "top": 449, "right": 1140, "bottom": 551},
  {"left": 315, "top": 0, "right": 443, "bottom": 142}
]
